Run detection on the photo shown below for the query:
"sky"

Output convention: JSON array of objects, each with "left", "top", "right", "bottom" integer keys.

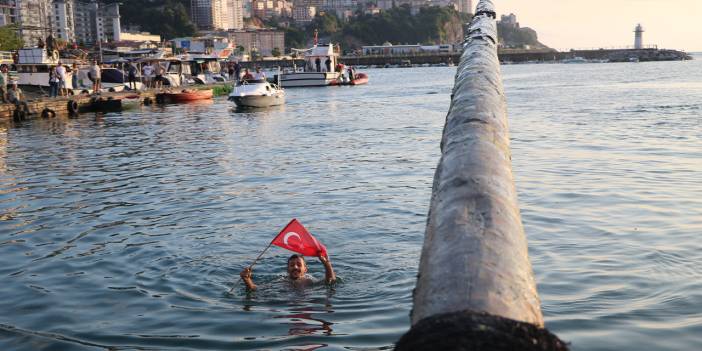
[{"left": 497, "top": 0, "right": 702, "bottom": 52}]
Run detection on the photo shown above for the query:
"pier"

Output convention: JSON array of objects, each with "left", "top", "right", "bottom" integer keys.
[
  {"left": 0, "top": 84, "right": 231, "bottom": 122},
  {"left": 395, "top": 1, "right": 566, "bottom": 349}
]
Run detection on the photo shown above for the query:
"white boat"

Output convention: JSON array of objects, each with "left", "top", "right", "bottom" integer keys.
[
  {"left": 277, "top": 43, "right": 341, "bottom": 87},
  {"left": 228, "top": 79, "right": 285, "bottom": 108},
  {"left": 561, "top": 56, "right": 588, "bottom": 64}
]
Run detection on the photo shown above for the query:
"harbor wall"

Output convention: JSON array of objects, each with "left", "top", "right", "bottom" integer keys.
[{"left": 334, "top": 48, "right": 690, "bottom": 66}]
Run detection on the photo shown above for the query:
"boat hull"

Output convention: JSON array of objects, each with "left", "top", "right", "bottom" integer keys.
[
  {"left": 278, "top": 72, "right": 340, "bottom": 87},
  {"left": 158, "top": 89, "right": 213, "bottom": 103},
  {"left": 230, "top": 94, "right": 285, "bottom": 108}
]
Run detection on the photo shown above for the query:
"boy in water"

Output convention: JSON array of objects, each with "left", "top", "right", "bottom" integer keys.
[{"left": 240, "top": 254, "right": 336, "bottom": 291}]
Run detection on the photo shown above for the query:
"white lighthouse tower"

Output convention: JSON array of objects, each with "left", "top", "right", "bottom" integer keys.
[{"left": 634, "top": 24, "right": 644, "bottom": 49}]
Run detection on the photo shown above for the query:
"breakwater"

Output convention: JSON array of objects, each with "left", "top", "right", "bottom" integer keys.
[{"left": 335, "top": 47, "right": 691, "bottom": 66}]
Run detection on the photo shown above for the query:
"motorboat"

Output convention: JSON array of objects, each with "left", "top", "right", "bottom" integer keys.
[
  {"left": 156, "top": 89, "right": 213, "bottom": 103},
  {"left": 276, "top": 42, "right": 342, "bottom": 87},
  {"left": 561, "top": 56, "right": 588, "bottom": 64},
  {"left": 228, "top": 79, "right": 285, "bottom": 108}
]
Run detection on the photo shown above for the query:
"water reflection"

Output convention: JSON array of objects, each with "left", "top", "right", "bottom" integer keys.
[{"left": 275, "top": 311, "right": 333, "bottom": 336}]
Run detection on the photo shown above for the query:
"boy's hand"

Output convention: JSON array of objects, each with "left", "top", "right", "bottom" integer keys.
[{"left": 318, "top": 254, "right": 330, "bottom": 265}]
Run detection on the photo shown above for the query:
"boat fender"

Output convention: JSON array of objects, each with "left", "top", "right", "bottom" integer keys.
[
  {"left": 41, "top": 108, "right": 56, "bottom": 118},
  {"left": 143, "top": 97, "right": 153, "bottom": 105},
  {"left": 67, "top": 100, "right": 79, "bottom": 115}
]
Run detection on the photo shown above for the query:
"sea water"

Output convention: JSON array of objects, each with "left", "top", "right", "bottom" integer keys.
[{"left": 0, "top": 56, "right": 700, "bottom": 350}]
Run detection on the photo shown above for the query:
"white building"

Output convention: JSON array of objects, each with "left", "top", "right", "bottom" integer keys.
[
  {"left": 0, "top": 0, "right": 17, "bottom": 26},
  {"left": 53, "top": 0, "right": 76, "bottom": 42},
  {"left": 15, "top": 0, "right": 53, "bottom": 45},
  {"left": 225, "top": 0, "right": 244, "bottom": 30},
  {"left": 292, "top": 5, "right": 315, "bottom": 23},
  {"left": 191, "top": 0, "right": 243, "bottom": 30}
]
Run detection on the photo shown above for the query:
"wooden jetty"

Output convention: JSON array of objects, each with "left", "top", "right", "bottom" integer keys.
[
  {"left": 0, "top": 84, "right": 230, "bottom": 122},
  {"left": 395, "top": 1, "right": 567, "bottom": 350}
]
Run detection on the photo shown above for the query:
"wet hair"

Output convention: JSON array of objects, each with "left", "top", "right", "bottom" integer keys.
[{"left": 287, "top": 254, "right": 306, "bottom": 264}]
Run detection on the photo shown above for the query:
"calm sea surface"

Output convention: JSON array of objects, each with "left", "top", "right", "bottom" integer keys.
[{"left": 1, "top": 55, "right": 701, "bottom": 350}]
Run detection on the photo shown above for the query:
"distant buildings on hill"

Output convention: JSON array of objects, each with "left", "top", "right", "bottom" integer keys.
[
  {"left": 191, "top": 0, "right": 244, "bottom": 30},
  {"left": 0, "top": 0, "right": 137, "bottom": 46},
  {"left": 190, "top": 0, "right": 473, "bottom": 25}
]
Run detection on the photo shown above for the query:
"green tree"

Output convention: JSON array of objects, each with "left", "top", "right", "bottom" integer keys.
[
  {"left": 0, "top": 25, "right": 23, "bottom": 51},
  {"left": 271, "top": 47, "right": 281, "bottom": 57}
]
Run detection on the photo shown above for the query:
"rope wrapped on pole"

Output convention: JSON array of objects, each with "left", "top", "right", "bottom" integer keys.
[{"left": 396, "top": 0, "right": 567, "bottom": 349}]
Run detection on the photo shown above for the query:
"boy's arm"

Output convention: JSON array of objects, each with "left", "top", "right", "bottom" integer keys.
[
  {"left": 239, "top": 267, "right": 257, "bottom": 291},
  {"left": 318, "top": 255, "right": 336, "bottom": 284}
]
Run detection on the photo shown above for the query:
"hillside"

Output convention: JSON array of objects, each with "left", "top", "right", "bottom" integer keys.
[{"left": 497, "top": 22, "right": 550, "bottom": 49}]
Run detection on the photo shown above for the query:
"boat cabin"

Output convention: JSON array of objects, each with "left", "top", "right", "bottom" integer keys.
[{"left": 301, "top": 44, "right": 339, "bottom": 73}]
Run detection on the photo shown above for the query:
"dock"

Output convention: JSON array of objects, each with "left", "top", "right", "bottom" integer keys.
[{"left": 0, "top": 84, "right": 231, "bottom": 122}]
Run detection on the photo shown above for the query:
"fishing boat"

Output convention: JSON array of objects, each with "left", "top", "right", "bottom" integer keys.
[
  {"left": 275, "top": 43, "right": 341, "bottom": 87},
  {"left": 228, "top": 79, "right": 285, "bottom": 108},
  {"left": 156, "top": 89, "right": 213, "bottom": 103}
]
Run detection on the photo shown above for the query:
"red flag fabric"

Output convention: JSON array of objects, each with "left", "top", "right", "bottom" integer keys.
[{"left": 271, "top": 219, "right": 327, "bottom": 257}]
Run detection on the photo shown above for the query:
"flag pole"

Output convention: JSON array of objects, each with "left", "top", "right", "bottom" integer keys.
[
  {"left": 229, "top": 241, "right": 274, "bottom": 294},
  {"left": 248, "top": 241, "right": 274, "bottom": 269}
]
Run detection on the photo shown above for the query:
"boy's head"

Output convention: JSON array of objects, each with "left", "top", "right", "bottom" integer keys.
[{"left": 287, "top": 254, "right": 307, "bottom": 280}]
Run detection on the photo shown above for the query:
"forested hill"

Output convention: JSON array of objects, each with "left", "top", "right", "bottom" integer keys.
[
  {"left": 282, "top": 6, "right": 471, "bottom": 52},
  {"left": 105, "top": 0, "right": 196, "bottom": 39},
  {"left": 111, "top": 3, "right": 470, "bottom": 52},
  {"left": 497, "top": 21, "right": 550, "bottom": 49}
]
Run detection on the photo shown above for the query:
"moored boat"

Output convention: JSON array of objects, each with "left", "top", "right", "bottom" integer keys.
[
  {"left": 330, "top": 72, "right": 369, "bottom": 86},
  {"left": 156, "top": 89, "right": 213, "bottom": 103},
  {"left": 228, "top": 80, "right": 285, "bottom": 108}
]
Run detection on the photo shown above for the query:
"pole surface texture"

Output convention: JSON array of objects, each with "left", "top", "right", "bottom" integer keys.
[{"left": 396, "top": 1, "right": 567, "bottom": 349}]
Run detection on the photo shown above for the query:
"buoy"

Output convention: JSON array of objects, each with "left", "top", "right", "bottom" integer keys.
[{"left": 67, "top": 100, "right": 79, "bottom": 115}]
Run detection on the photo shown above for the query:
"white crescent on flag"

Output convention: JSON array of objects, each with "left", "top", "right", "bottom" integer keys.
[{"left": 283, "top": 232, "right": 302, "bottom": 246}]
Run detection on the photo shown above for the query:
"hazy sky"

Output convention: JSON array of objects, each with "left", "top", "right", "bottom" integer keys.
[{"left": 498, "top": 0, "right": 702, "bottom": 52}]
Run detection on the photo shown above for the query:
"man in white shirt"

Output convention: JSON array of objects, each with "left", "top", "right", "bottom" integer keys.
[
  {"left": 89, "top": 60, "right": 101, "bottom": 93},
  {"left": 142, "top": 63, "right": 154, "bottom": 89},
  {"left": 55, "top": 62, "right": 67, "bottom": 96},
  {"left": 253, "top": 67, "right": 266, "bottom": 80}
]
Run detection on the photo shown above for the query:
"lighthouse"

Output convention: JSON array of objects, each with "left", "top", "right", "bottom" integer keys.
[{"left": 634, "top": 24, "right": 644, "bottom": 49}]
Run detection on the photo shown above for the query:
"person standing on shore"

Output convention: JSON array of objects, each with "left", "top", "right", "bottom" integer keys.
[
  {"left": 127, "top": 63, "right": 138, "bottom": 90},
  {"left": 142, "top": 63, "right": 153, "bottom": 89},
  {"left": 0, "top": 65, "right": 8, "bottom": 103},
  {"left": 234, "top": 61, "right": 242, "bottom": 84},
  {"left": 89, "top": 60, "right": 102, "bottom": 94},
  {"left": 153, "top": 61, "right": 164, "bottom": 90},
  {"left": 71, "top": 63, "right": 79, "bottom": 90},
  {"left": 48, "top": 65, "right": 59, "bottom": 98},
  {"left": 55, "top": 62, "right": 67, "bottom": 96}
]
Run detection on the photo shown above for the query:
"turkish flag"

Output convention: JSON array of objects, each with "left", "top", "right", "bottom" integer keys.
[{"left": 271, "top": 219, "right": 328, "bottom": 257}]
